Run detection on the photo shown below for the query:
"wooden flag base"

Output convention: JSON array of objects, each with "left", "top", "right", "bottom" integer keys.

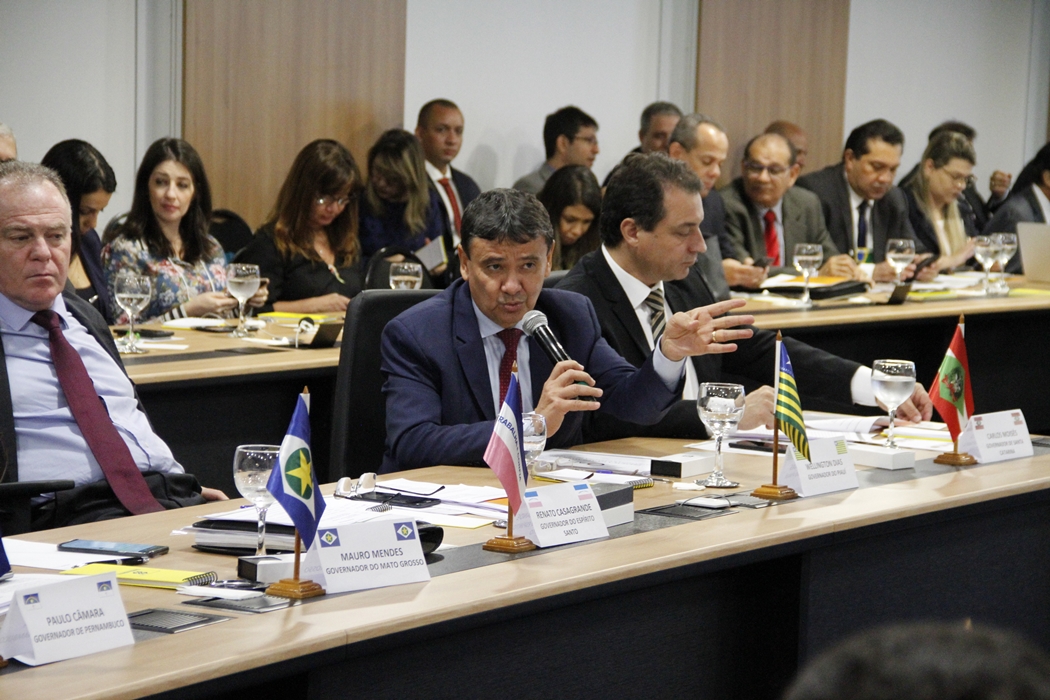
[
  {"left": 0, "top": 655, "right": 8, "bottom": 669},
  {"left": 483, "top": 535, "right": 536, "bottom": 553},
  {"left": 266, "top": 578, "right": 326, "bottom": 599},
  {"left": 934, "top": 450, "right": 977, "bottom": 466},
  {"left": 751, "top": 483, "right": 798, "bottom": 500}
]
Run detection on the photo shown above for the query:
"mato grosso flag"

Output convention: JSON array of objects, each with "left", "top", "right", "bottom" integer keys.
[{"left": 267, "top": 391, "right": 326, "bottom": 549}]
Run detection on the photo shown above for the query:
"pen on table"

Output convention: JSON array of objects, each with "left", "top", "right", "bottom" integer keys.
[
  {"left": 93, "top": 557, "right": 149, "bottom": 566},
  {"left": 594, "top": 469, "right": 673, "bottom": 484}
]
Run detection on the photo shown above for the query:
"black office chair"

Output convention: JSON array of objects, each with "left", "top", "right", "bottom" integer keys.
[
  {"left": 329, "top": 289, "right": 440, "bottom": 479},
  {"left": 543, "top": 269, "right": 569, "bottom": 289},
  {"left": 210, "top": 209, "right": 255, "bottom": 262},
  {"left": 364, "top": 245, "right": 435, "bottom": 290},
  {"left": 0, "top": 481, "right": 75, "bottom": 535}
]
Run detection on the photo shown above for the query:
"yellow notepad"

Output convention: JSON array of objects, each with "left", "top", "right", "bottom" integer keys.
[{"left": 61, "top": 563, "right": 218, "bottom": 589}]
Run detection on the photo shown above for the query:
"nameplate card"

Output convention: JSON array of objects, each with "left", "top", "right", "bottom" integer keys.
[
  {"left": 312, "top": 520, "right": 430, "bottom": 594},
  {"left": 958, "top": 410, "right": 1033, "bottom": 464},
  {"left": 520, "top": 483, "right": 609, "bottom": 548},
  {"left": 780, "top": 437, "right": 859, "bottom": 497},
  {"left": 0, "top": 573, "right": 133, "bottom": 666}
]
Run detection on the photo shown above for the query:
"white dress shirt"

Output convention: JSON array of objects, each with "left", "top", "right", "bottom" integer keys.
[
  {"left": 847, "top": 176, "right": 873, "bottom": 255},
  {"left": 0, "top": 292, "right": 183, "bottom": 487},
  {"left": 1033, "top": 183, "right": 1050, "bottom": 223},
  {"left": 426, "top": 160, "right": 463, "bottom": 247}
]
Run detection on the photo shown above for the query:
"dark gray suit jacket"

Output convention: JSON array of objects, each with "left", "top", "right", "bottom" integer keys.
[
  {"left": 982, "top": 186, "right": 1045, "bottom": 273},
  {"left": 556, "top": 249, "right": 862, "bottom": 442},
  {"left": 796, "top": 163, "right": 914, "bottom": 262},
  {"left": 720, "top": 178, "right": 839, "bottom": 276}
]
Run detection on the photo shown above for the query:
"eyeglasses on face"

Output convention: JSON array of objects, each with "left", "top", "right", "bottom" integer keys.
[{"left": 743, "top": 161, "right": 790, "bottom": 177}]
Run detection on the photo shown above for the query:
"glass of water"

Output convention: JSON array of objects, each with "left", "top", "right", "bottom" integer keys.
[
  {"left": 793, "top": 243, "right": 822, "bottom": 307},
  {"left": 114, "top": 272, "right": 152, "bottom": 354},
  {"left": 225, "top": 263, "right": 261, "bottom": 337},
  {"left": 885, "top": 238, "right": 916, "bottom": 284},
  {"left": 233, "top": 444, "right": 279, "bottom": 556},
  {"left": 972, "top": 236, "right": 1000, "bottom": 294},
  {"left": 697, "top": 383, "right": 745, "bottom": 488},
  {"left": 522, "top": 412, "right": 547, "bottom": 475},
  {"left": 991, "top": 233, "right": 1018, "bottom": 295},
  {"left": 390, "top": 262, "right": 423, "bottom": 290},
  {"left": 871, "top": 360, "right": 916, "bottom": 449}
]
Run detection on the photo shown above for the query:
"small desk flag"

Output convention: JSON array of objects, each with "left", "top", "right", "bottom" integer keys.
[
  {"left": 484, "top": 373, "right": 528, "bottom": 515},
  {"left": 929, "top": 321, "right": 974, "bottom": 441},
  {"left": 267, "top": 392, "right": 326, "bottom": 549},
  {"left": 774, "top": 340, "right": 811, "bottom": 462}
]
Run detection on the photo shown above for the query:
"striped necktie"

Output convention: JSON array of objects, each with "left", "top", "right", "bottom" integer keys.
[{"left": 643, "top": 287, "right": 666, "bottom": 342}]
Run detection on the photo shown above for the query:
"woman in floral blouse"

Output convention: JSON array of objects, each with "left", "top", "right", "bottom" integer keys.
[{"left": 102, "top": 138, "right": 266, "bottom": 322}]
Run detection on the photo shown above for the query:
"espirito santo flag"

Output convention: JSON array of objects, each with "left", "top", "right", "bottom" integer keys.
[
  {"left": 484, "top": 373, "right": 528, "bottom": 515},
  {"left": 267, "top": 391, "right": 326, "bottom": 549},
  {"left": 928, "top": 321, "right": 974, "bottom": 441},
  {"left": 774, "top": 339, "right": 811, "bottom": 462}
]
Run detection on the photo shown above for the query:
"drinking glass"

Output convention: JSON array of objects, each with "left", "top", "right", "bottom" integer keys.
[
  {"left": 793, "top": 243, "right": 823, "bottom": 307},
  {"left": 972, "top": 236, "right": 1000, "bottom": 294},
  {"left": 114, "top": 273, "right": 151, "bottom": 354},
  {"left": 697, "top": 383, "right": 745, "bottom": 488},
  {"left": 871, "top": 360, "right": 916, "bottom": 450},
  {"left": 233, "top": 444, "right": 279, "bottom": 556},
  {"left": 522, "top": 412, "right": 548, "bottom": 475},
  {"left": 991, "top": 233, "right": 1018, "bottom": 296},
  {"left": 390, "top": 262, "right": 423, "bottom": 290},
  {"left": 225, "top": 263, "right": 261, "bottom": 337},
  {"left": 885, "top": 238, "right": 916, "bottom": 284}
]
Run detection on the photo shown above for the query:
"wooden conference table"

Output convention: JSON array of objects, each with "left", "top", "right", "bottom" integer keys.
[
  {"left": 120, "top": 281, "right": 1050, "bottom": 493},
  {"left": 5, "top": 438, "right": 1050, "bottom": 700}
]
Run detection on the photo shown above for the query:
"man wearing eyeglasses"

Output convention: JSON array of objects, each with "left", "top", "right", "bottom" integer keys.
[
  {"left": 797, "top": 119, "right": 917, "bottom": 283},
  {"left": 721, "top": 132, "right": 859, "bottom": 281},
  {"left": 513, "top": 106, "right": 600, "bottom": 195}
]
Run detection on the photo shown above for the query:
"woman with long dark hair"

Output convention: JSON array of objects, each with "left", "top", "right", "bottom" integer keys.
[
  {"left": 235, "top": 139, "right": 364, "bottom": 313},
  {"left": 537, "top": 165, "right": 602, "bottom": 270},
  {"left": 41, "top": 139, "right": 117, "bottom": 322},
  {"left": 103, "top": 138, "right": 265, "bottom": 322}
]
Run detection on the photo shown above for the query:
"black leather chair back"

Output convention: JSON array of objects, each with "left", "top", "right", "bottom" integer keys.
[
  {"left": 544, "top": 269, "right": 569, "bottom": 289},
  {"left": 210, "top": 209, "right": 254, "bottom": 261},
  {"left": 364, "top": 245, "right": 436, "bottom": 290},
  {"left": 329, "top": 289, "right": 440, "bottom": 479}
]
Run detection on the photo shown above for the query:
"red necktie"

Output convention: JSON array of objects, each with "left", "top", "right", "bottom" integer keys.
[
  {"left": 763, "top": 210, "right": 780, "bottom": 266},
  {"left": 31, "top": 310, "right": 164, "bottom": 515},
  {"left": 496, "top": 328, "right": 523, "bottom": 406},
  {"left": 438, "top": 178, "right": 462, "bottom": 234}
]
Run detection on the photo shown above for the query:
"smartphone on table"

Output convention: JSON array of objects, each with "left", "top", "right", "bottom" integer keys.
[{"left": 58, "top": 539, "right": 169, "bottom": 558}]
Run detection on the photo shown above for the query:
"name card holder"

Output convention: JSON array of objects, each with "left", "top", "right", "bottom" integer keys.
[
  {"left": 958, "top": 410, "right": 1034, "bottom": 464},
  {"left": 780, "top": 437, "right": 859, "bottom": 498},
  {"left": 311, "top": 520, "right": 431, "bottom": 594}
]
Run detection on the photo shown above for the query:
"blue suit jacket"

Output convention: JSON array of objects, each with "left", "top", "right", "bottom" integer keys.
[{"left": 380, "top": 279, "right": 681, "bottom": 472}]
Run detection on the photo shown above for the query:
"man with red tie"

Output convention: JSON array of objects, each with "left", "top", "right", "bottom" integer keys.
[
  {"left": 720, "top": 132, "right": 858, "bottom": 280},
  {"left": 0, "top": 161, "right": 225, "bottom": 530},
  {"left": 415, "top": 99, "right": 482, "bottom": 243}
]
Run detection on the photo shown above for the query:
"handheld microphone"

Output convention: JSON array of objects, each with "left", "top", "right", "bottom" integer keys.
[{"left": 521, "top": 310, "right": 597, "bottom": 401}]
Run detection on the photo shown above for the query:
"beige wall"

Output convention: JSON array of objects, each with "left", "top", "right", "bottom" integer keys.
[
  {"left": 183, "top": 0, "right": 406, "bottom": 229},
  {"left": 696, "top": 0, "right": 850, "bottom": 182}
]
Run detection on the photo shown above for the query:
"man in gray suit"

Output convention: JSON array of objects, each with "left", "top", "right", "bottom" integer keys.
[
  {"left": 797, "top": 119, "right": 915, "bottom": 282},
  {"left": 721, "top": 132, "right": 859, "bottom": 281}
]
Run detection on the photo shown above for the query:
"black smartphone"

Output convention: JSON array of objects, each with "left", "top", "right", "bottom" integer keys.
[
  {"left": 114, "top": 328, "right": 175, "bottom": 339},
  {"left": 58, "top": 539, "right": 169, "bottom": 558},
  {"left": 913, "top": 255, "right": 939, "bottom": 274},
  {"left": 729, "top": 439, "right": 788, "bottom": 454}
]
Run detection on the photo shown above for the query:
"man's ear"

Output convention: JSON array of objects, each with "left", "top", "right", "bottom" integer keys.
[
  {"left": 787, "top": 163, "right": 801, "bottom": 187},
  {"left": 458, "top": 244, "right": 469, "bottom": 280},
  {"left": 555, "top": 134, "right": 571, "bottom": 157},
  {"left": 668, "top": 142, "right": 685, "bottom": 161},
  {"left": 620, "top": 217, "right": 642, "bottom": 248},
  {"left": 545, "top": 241, "right": 554, "bottom": 277}
]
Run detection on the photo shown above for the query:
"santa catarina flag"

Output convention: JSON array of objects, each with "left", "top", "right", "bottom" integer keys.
[
  {"left": 929, "top": 322, "right": 974, "bottom": 440},
  {"left": 267, "top": 392, "right": 326, "bottom": 549},
  {"left": 484, "top": 373, "right": 528, "bottom": 515}
]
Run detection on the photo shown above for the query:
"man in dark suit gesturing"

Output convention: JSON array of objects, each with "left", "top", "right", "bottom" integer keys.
[
  {"left": 380, "top": 188, "right": 755, "bottom": 472},
  {"left": 557, "top": 154, "right": 933, "bottom": 442},
  {"left": 796, "top": 119, "right": 916, "bottom": 282},
  {"left": 416, "top": 99, "right": 482, "bottom": 240}
]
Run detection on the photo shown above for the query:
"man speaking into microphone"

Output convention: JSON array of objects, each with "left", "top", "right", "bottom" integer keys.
[{"left": 380, "top": 187, "right": 752, "bottom": 472}]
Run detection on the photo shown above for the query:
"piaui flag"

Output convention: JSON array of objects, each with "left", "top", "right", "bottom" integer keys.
[
  {"left": 484, "top": 373, "right": 528, "bottom": 515},
  {"left": 267, "top": 391, "right": 326, "bottom": 549},
  {"left": 929, "top": 321, "right": 974, "bottom": 441},
  {"left": 774, "top": 339, "right": 811, "bottom": 462}
]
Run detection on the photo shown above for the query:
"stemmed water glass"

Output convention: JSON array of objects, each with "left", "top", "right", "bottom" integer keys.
[
  {"left": 522, "top": 412, "right": 547, "bottom": 476},
  {"left": 233, "top": 444, "right": 279, "bottom": 556},
  {"left": 973, "top": 236, "right": 1000, "bottom": 294},
  {"left": 390, "top": 262, "right": 423, "bottom": 290},
  {"left": 225, "top": 263, "right": 261, "bottom": 337},
  {"left": 793, "top": 243, "right": 822, "bottom": 307},
  {"left": 991, "top": 233, "right": 1018, "bottom": 296},
  {"left": 871, "top": 360, "right": 916, "bottom": 450},
  {"left": 885, "top": 239, "right": 916, "bottom": 284},
  {"left": 115, "top": 272, "right": 151, "bottom": 354},
  {"left": 697, "top": 383, "right": 745, "bottom": 488}
]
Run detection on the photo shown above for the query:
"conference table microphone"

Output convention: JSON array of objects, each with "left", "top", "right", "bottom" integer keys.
[{"left": 521, "top": 310, "right": 597, "bottom": 401}]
